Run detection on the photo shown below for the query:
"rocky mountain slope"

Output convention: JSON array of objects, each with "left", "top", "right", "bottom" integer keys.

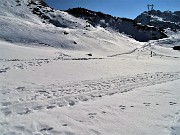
[
  {"left": 66, "top": 8, "right": 167, "bottom": 42},
  {"left": 135, "top": 10, "right": 180, "bottom": 31}
]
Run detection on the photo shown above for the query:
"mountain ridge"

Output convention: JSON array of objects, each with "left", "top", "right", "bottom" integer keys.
[
  {"left": 66, "top": 7, "right": 167, "bottom": 42},
  {"left": 135, "top": 10, "right": 180, "bottom": 31},
  {"left": 17, "top": 0, "right": 168, "bottom": 42}
]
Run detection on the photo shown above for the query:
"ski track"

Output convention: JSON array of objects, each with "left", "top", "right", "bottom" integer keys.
[
  {"left": 107, "top": 42, "right": 180, "bottom": 59},
  {"left": 107, "top": 48, "right": 138, "bottom": 57},
  {"left": 107, "top": 42, "right": 151, "bottom": 58},
  {"left": 0, "top": 71, "right": 180, "bottom": 116}
]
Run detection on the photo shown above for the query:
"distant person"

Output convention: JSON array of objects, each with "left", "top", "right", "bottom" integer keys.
[{"left": 151, "top": 51, "right": 153, "bottom": 57}]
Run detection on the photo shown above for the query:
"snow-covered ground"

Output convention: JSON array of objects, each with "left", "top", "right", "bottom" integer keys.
[
  {"left": 0, "top": 0, "right": 180, "bottom": 135},
  {"left": 2, "top": 79, "right": 180, "bottom": 135},
  {"left": 1, "top": 38, "right": 180, "bottom": 135}
]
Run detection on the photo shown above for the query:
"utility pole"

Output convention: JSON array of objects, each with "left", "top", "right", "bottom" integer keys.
[
  {"left": 147, "top": 4, "right": 154, "bottom": 12},
  {"left": 147, "top": 4, "right": 154, "bottom": 25}
]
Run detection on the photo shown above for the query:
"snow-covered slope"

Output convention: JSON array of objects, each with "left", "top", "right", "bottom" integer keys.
[
  {"left": 0, "top": 0, "right": 143, "bottom": 56},
  {"left": 135, "top": 10, "right": 180, "bottom": 30},
  {"left": 1, "top": 38, "right": 180, "bottom": 135}
]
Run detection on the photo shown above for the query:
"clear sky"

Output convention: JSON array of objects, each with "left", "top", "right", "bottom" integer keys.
[{"left": 44, "top": 0, "right": 180, "bottom": 19}]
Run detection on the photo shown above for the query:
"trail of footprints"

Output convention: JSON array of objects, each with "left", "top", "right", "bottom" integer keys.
[
  {"left": 0, "top": 72, "right": 180, "bottom": 116},
  {"left": 29, "top": 72, "right": 180, "bottom": 101},
  {"left": 0, "top": 59, "right": 51, "bottom": 73},
  {"left": 0, "top": 53, "right": 70, "bottom": 74},
  {"left": 1, "top": 101, "right": 179, "bottom": 135},
  {"left": 87, "top": 101, "right": 178, "bottom": 119}
]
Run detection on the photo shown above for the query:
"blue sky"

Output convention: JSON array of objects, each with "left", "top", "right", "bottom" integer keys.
[{"left": 44, "top": 0, "right": 180, "bottom": 19}]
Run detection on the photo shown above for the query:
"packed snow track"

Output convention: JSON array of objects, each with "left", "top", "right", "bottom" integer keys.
[{"left": 1, "top": 71, "right": 180, "bottom": 116}]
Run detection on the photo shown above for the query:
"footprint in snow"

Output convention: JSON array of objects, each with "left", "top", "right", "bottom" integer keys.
[
  {"left": 16, "top": 86, "right": 26, "bottom": 91},
  {"left": 88, "top": 113, "right": 97, "bottom": 119},
  {"left": 169, "top": 102, "right": 177, "bottom": 105},
  {"left": 40, "top": 127, "right": 53, "bottom": 132},
  {"left": 143, "top": 102, "right": 151, "bottom": 106},
  {"left": 33, "top": 106, "right": 44, "bottom": 110},
  {"left": 119, "top": 105, "right": 126, "bottom": 110},
  {"left": 62, "top": 124, "right": 68, "bottom": 127},
  {"left": 101, "top": 111, "right": 106, "bottom": 114},
  {"left": 17, "top": 108, "right": 32, "bottom": 115},
  {"left": 46, "top": 105, "right": 56, "bottom": 109},
  {"left": 1, "top": 102, "right": 12, "bottom": 107}
]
